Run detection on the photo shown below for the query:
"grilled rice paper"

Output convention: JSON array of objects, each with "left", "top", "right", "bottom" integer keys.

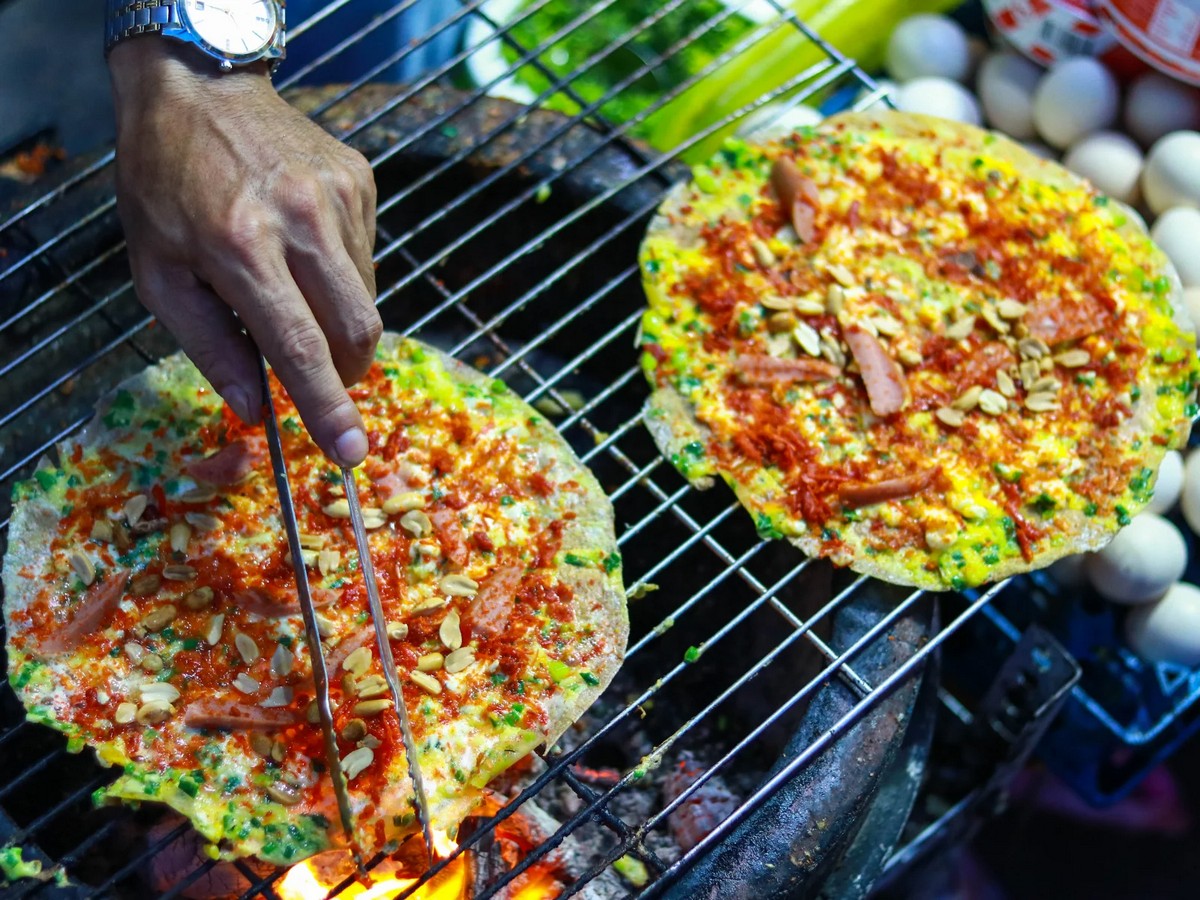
[
  {"left": 640, "top": 110, "right": 1198, "bottom": 590},
  {"left": 3, "top": 335, "right": 627, "bottom": 864}
]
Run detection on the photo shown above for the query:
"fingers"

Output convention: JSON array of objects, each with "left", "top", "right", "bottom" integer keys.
[
  {"left": 132, "top": 262, "right": 261, "bottom": 424},
  {"left": 345, "top": 149, "right": 378, "bottom": 291},
  {"left": 288, "top": 242, "right": 381, "bottom": 389},
  {"left": 279, "top": 166, "right": 382, "bottom": 389},
  {"left": 204, "top": 230, "right": 369, "bottom": 467}
]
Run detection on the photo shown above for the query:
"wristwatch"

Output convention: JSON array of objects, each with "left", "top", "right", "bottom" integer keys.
[{"left": 105, "top": 0, "right": 286, "bottom": 71}]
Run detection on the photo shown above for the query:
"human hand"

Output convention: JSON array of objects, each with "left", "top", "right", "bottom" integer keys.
[{"left": 108, "top": 40, "right": 381, "bottom": 467}]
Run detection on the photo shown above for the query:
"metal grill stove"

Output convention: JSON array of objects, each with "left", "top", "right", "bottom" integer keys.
[{"left": 0, "top": 1, "right": 1148, "bottom": 897}]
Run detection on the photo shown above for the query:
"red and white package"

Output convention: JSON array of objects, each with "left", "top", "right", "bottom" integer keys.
[
  {"left": 983, "top": 0, "right": 1117, "bottom": 63},
  {"left": 1095, "top": 0, "right": 1200, "bottom": 85},
  {"left": 983, "top": 0, "right": 1147, "bottom": 77}
]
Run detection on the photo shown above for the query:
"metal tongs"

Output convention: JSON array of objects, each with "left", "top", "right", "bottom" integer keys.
[{"left": 256, "top": 356, "right": 435, "bottom": 865}]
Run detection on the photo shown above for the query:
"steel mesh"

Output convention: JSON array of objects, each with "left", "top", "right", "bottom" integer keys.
[{"left": 0, "top": 2, "right": 1002, "bottom": 897}]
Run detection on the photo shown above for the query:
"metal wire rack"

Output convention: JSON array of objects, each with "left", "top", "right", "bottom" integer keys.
[{"left": 0, "top": 1, "right": 1033, "bottom": 897}]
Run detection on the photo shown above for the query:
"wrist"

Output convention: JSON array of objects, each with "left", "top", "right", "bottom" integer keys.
[{"left": 108, "top": 39, "right": 273, "bottom": 120}]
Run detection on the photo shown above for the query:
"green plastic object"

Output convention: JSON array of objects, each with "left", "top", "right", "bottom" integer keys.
[{"left": 640, "top": 0, "right": 963, "bottom": 161}]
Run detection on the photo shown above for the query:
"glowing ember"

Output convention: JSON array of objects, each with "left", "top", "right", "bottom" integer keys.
[
  {"left": 275, "top": 807, "right": 570, "bottom": 900},
  {"left": 509, "top": 870, "right": 561, "bottom": 900},
  {"left": 277, "top": 849, "right": 469, "bottom": 900},
  {"left": 430, "top": 828, "right": 459, "bottom": 861}
]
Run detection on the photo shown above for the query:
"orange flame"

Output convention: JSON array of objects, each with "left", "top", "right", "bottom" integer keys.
[
  {"left": 508, "top": 870, "right": 561, "bottom": 900},
  {"left": 275, "top": 810, "right": 567, "bottom": 900},
  {"left": 276, "top": 849, "right": 469, "bottom": 900}
]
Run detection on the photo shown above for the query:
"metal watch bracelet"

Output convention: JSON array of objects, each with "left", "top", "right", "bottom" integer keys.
[{"left": 105, "top": 0, "right": 178, "bottom": 57}]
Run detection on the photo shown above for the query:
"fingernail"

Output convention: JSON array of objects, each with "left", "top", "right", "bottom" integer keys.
[
  {"left": 225, "top": 386, "right": 254, "bottom": 423},
  {"left": 333, "top": 428, "right": 369, "bottom": 468}
]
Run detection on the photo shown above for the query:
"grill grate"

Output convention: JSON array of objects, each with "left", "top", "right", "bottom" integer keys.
[{"left": 1, "top": 2, "right": 1015, "bottom": 897}]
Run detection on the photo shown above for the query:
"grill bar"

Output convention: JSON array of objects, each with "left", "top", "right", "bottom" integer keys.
[
  {"left": 649, "top": 587, "right": 1006, "bottom": 894},
  {"left": 367, "top": 58, "right": 851, "bottom": 308},
  {"left": 389, "top": 546, "right": 874, "bottom": 900},
  {"left": 0, "top": 749, "right": 68, "bottom": 802},
  {"left": 87, "top": 821, "right": 193, "bottom": 898},
  {"left": 278, "top": 0, "right": 447, "bottom": 88},
  {"left": 0, "top": 0, "right": 803, "bottom": 321},
  {"left": 360, "top": 0, "right": 742, "bottom": 214},
  {"left": 13, "top": 822, "right": 121, "bottom": 900},
  {"left": 16, "top": 775, "right": 110, "bottom": 844},
  {"left": 0, "top": 241, "right": 127, "bottom": 334},
  {"left": 287, "top": 0, "right": 360, "bottom": 40},
  {"left": 0, "top": 197, "right": 116, "bottom": 286},
  {"left": 0, "top": 305, "right": 150, "bottom": 429},
  {"left": 0, "top": 151, "right": 115, "bottom": 236},
  {"left": 372, "top": 64, "right": 849, "bottom": 348},
  {"left": 310, "top": 0, "right": 624, "bottom": 165}
]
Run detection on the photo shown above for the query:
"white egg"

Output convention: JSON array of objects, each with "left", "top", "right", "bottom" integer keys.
[
  {"left": 1142, "top": 131, "right": 1200, "bottom": 214},
  {"left": 1145, "top": 451, "right": 1185, "bottom": 515},
  {"left": 738, "top": 101, "right": 822, "bottom": 137},
  {"left": 894, "top": 77, "right": 982, "bottom": 126},
  {"left": 886, "top": 14, "right": 971, "bottom": 83},
  {"left": 977, "top": 52, "right": 1043, "bottom": 140},
  {"left": 1084, "top": 513, "right": 1187, "bottom": 604},
  {"left": 1125, "top": 72, "right": 1200, "bottom": 146},
  {"left": 1183, "top": 286, "right": 1200, "bottom": 331},
  {"left": 1125, "top": 582, "right": 1200, "bottom": 667},
  {"left": 1181, "top": 450, "right": 1200, "bottom": 536},
  {"left": 1150, "top": 207, "right": 1200, "bottom": 287},
  {"left": 1032, "top": 57, "right": 1119, "bottom": 149},
  {"left": 1062, "top": 131, "right": 1143, "bottom": 205}
]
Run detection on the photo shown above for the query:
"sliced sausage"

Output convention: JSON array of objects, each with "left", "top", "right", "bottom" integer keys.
[
  {"left": 42, "top": 571, "right": 130, "bottom": 654},
  {"left": 734, "top": 355, "right": 841, "bottom": 386},
  {"left": 838, "top": 468, "right": 939, "bottom": 508},
  {"left": 183, "top": 696, "right": 300, "bottom": 730},
  {"left": 468, "top": 566, "right": 524, "bottom": 640},
  {"left": 185, "top": 438, "right": 267, "bottom": 486},
  {"left": 844, "top": 325, "right": 907, "bottom": 416}
]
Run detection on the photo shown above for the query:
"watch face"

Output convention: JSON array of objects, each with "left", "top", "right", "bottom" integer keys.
[{"left": 180, "top": 0, "right": 278, "bottom": 59}]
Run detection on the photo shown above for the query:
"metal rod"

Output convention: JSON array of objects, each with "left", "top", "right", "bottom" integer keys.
[
  {"left": 341, "top": 467, "right": 436, "bottom": 861},
  {"left": 0, "top": 197, "right": 116, "bottom": 287},
  {"left": 471, "top": 563, "right": 878, "bottom": 899},
  {"left": 89, "top": 819, "right": 192, "bottom": 896},
  {"left": 257, "top": 354, "right": 358, "bottom": 847},
  {"left": 16, "top": 821, "right": 118, "bottom": 899},
  {"left": 368, "top": 44, "right": 848, "bottom": 297},
  {"left": 321, "top": 0, "right": 619, "bottom": 161},
  {"left": 358, "top": 0, "right": 731, "bottom": 220},
  {"left": 277, "top": 0, "right": 435, "bottom": 89},
  {"left": 389, "top": 549, "right": 855, "bottom": 898},
  {"left": 0, "top": 304, "right": 147, "bottom": 430},
  {"left": 0, "top": 240, "right": 126, "bottom": 336}
]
